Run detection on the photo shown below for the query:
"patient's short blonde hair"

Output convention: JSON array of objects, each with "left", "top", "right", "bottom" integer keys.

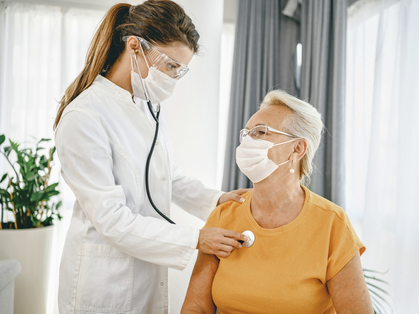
[{"left": 260, "top": 90, "right": 323, "bottom": 184}]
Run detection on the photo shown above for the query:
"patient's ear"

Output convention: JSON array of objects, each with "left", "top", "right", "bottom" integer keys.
[{"left": 293, "top": 139, "right": 307, "bottom": 161}]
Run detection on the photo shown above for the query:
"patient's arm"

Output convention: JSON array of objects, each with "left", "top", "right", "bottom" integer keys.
[
  {"left": 181, "top": 252, "right": 220, "bottom": 314},
  {"left": 327, "top": 251, "right": 374, "bottom": 314}
]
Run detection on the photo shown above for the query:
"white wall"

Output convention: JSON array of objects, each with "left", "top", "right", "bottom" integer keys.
[{"left": 163, "top": 1, "right": 224, "bottom": 312}]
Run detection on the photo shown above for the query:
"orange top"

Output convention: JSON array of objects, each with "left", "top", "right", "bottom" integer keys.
[{"left": 204, "top": 185, "right": 365, "bottom": 314}]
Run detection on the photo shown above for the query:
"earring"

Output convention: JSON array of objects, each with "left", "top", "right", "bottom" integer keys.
[
  {"left": 290, "top": 160, "right": 295, "bottom": 173},
  {"left": 135, "top": 49, "right": 138, "bottom": 54}
]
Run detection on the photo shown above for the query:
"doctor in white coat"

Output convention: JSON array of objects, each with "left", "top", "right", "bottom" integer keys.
[{"left": 54, "top": 1, "right": 248, "bottom": 313}]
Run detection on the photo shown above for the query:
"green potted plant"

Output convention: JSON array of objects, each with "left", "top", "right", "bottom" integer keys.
[{"left": 0, "top": 133, "right": 62, "bottom": 314}]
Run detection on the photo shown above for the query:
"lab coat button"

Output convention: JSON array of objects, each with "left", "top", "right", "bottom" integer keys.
[
  {"left": 160, "top": 282, "right": 164, "bottom": 286},
  {"left": 162, "top": 177, "right": 166, "bottom": 181}
]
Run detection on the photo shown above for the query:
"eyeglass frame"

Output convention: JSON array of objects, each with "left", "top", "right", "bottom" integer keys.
[
  {"left": 239, "top": 125, "right": 296, "bottom": 143},
  {"left": 122, "top": 35, "right": 189, "bottom": 80}
]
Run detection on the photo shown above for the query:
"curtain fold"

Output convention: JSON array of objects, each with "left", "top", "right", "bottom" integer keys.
[
  {"left": 222, "top": 0, "right": 300, "bottom": 191},
  {"left": 223, "top": 0, "right": 347, "bottom": 206},
  {"left": 300, "top": 0, "right": 347, "bottom": 207}
]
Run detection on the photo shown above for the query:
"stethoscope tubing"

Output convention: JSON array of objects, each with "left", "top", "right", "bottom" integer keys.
[
  {"left": 132, "top": 49, "right": 176, "bottom": 224},
  {"left": 145, "top": 100, "right": 176, "bottom": 224}
]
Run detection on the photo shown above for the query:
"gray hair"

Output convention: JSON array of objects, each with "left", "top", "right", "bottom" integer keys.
[{"left": 260, "top": 89, "right": 324, "bottom": 184}]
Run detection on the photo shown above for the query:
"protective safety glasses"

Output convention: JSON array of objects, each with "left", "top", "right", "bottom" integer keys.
[
  {"left": 239, "top": 125, "right": 296, "bottom": 143},
  {"left": 122, "top": 35, "right": 189, "bottom": 80}
]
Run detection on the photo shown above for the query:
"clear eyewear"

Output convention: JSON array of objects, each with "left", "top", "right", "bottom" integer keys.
[
  {"left": 239, "top": 125, "right": 296, "bottom": 143},
  {"left": 122, "top": 35, "right": 189, "bottom": 80}
]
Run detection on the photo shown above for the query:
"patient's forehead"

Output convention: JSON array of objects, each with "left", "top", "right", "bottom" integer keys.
[{"left": 246, "top": 105, "right": 293, "bottom": 130}]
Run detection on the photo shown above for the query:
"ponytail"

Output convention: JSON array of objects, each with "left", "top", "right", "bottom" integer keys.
[
  {"left": 54, "top": 3, "right": 130, "bottom": 129},
  {"left": 54, "top": 1, "right": 200, "bottom": 130}
]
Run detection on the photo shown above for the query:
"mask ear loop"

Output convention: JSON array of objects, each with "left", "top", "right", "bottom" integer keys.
[
  {"left": 132, "top": 48, "right": 150, "bottom": 102},
  {"left": 271, "top": 138, "right": 301, "bottom": 169},
  {"left": 139, "top": 39, "right": 151, "bottom": 69}
]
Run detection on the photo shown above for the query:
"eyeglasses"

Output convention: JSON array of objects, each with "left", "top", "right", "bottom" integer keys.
[
  {"left": 239, "top": 125, "right": 296, "bottom": 143},
  {"left": 122, "top": 36, "right": 189, "bottom": 80}
]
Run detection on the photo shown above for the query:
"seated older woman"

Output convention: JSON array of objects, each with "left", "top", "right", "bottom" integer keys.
[{"left": 181, "top": 90, "right": 373, "bottom": 314}]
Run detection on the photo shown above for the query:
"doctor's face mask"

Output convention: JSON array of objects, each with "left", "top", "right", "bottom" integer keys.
[
  {"left": 130, "top": 54, "right": 177, "bottom": 104},
  {"left": 125, "top": 36, "right": 191, "bottom": 104}
]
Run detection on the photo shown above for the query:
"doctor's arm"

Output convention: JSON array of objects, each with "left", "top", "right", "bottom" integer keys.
[
  {"left": 170, "top": 163, "right": 248, "bottom": 256},
  {"left": 327, "top": 251, "right": 374, "bottom": 313},
  {"left": 181, "top": 251, "right": 219, "bottom": 314},
  {"left": 55, "top": 110, "right": 199, "bottom": 270}
]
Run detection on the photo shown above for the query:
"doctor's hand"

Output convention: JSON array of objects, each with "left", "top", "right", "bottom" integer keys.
[
  {"left": 217, "top": 188, "right": 252, "bottom": 206},
  {"left": 197, "top": 228, "right": 248, "bottom": 257}
]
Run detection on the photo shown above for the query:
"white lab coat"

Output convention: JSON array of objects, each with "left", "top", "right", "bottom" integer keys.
[{"left": 55, "top": 75, "right": 223, "bottom": 314}]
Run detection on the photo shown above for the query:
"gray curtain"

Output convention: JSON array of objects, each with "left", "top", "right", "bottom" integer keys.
[
  {"left": 222, "top": 0, "right": 347, "bottom": 207},
  {"left": 222, "top": 0, "right": 300, "bottom": 191},
  {"left": 300, "top": 0, "right": 347, "bottom": 207}
]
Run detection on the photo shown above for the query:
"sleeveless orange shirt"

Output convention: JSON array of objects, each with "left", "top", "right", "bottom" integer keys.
[{"left": 204, "top": 186, "right": 365, "bottom": 314}]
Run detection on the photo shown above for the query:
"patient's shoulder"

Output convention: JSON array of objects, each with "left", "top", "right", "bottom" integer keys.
[{"left": 306, "top": 188, "right": 347, "bottom": 221}]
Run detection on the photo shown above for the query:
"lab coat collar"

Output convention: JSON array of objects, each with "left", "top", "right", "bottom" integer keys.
[{"left": 93, "top": 74, "right": 135, "bottom": 106}]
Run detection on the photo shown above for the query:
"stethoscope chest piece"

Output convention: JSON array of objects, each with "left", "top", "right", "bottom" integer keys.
[{"left": 241, "top": 230, "right": 255, "bottom": 248}]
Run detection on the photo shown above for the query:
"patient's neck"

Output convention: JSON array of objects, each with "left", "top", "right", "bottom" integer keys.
[{"left": 251, "top": 172, "right": 304, "bottom": 216}]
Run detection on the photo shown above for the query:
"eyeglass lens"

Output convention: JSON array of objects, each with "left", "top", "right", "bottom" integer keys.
[{"left": 240, "top": 126, "right": 268, "bottom": 143}]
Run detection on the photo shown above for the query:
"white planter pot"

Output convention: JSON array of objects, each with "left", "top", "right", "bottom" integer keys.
[{"left": 0, "top": 225, "right": 55, "bottom": 314}]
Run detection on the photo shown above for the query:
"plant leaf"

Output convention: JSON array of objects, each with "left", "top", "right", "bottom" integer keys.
[
  {"left": 366, "top": 282, "right": 392, "bottom": 296},
  {"left": 30, "top": 191, "right": 44, "bottom": 202},
  {"left": 0, "top": 189, "right": 10, "bottom": 198},
  {"left": 0, "top": 134, "right": 5, "bottom": 146},
  {"left": 9, "top": 139, "right": 19, "bottom": 152},
  {"left": 26, "top": 174, "right": 40, "bottom": 181},
  {"left": 42, "top": 216, "right": 53, "bottom": 226},
  {"left": 368, "top": 287, "right": 392, "bottom": 311},
  {"left": 364, "top": 268, "right": 389, "bottom": 275},
  {"left": 45, "top": 190, "right": 60, "bottom": 198},
  {"left": 0, "top": 173, "right": 7, "bottom": 183},
  {"left": 30, "top": 215, "right": 40, "bottom": 227},
  {"left": 370, "top": 293, "right": 387, "bottom": 314},
  {"left": 364, "top": 275, "right": 390, "bottom": 286},
  {"left": 4, "top": 146, "right": 12, "bottom": 157},
  {"left": 37, "top": 138, "right": 51, "bottom": 144},
  {"left": 45, "top": 183, "right": 59, "bottom": 193}
]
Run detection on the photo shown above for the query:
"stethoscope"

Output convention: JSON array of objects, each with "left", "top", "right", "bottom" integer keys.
[
  {"left": 133, "top": 53, "right": 256, "bottom": 247},
  {"left": 133, "top": 53, "right": 175, "bottom": 224}
]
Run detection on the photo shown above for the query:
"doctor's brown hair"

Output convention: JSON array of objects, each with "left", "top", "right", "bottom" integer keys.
[{"left": 54, "top": 0, "right": 199, "bottom": 129}]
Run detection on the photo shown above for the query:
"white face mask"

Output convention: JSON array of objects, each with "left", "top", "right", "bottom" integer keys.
[
  {"left": 131, "top": 54, "right": 177, "bottom": 104},
  {"left": 236, "top": 136, "right": 300, "bottom": 183}
]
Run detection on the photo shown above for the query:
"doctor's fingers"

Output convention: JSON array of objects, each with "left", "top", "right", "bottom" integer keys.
[
  {"left": 216, "top": 245, "right": 235, "bottom": 257},
  {"left": 222, "top": 229, "right": 249, "bottom": 243},
  {"left": 220, "top": 236, "right": 242, "bottom": 250}
]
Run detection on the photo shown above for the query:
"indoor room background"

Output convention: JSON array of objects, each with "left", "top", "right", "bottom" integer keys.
[{"left": 0, "top": 0, "right": 418, "bottom": 313}]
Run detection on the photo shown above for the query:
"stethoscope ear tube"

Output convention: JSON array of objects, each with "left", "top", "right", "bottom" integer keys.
[
  {"left": 134, "top": 43, "right": 175, "bottom": 224},
  {"left": 144, "top": 100, "right": 176, "bottom": 224}
]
